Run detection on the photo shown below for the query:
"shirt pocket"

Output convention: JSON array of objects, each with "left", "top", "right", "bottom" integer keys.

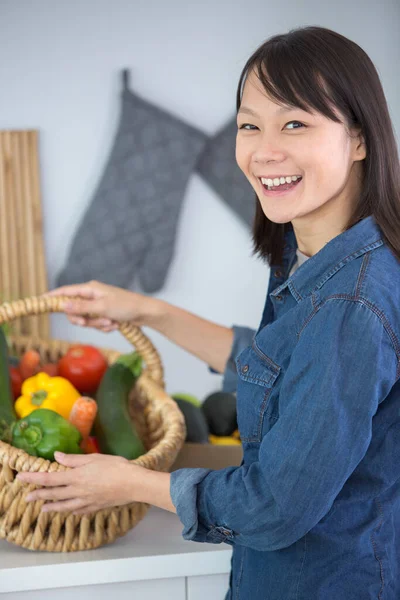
[{"left": 235, "top": 343, "right": 281, "bottom": 442}]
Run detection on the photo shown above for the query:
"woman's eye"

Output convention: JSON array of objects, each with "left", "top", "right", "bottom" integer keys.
[
  {"left": 238, "top": 123, "right": 258, "bottom": 130},
  {"left": 239, "top": 121, "right": 305, "bottom": 131},
  {"left": 285, "top": 121, "right": 305, "bottom": 130}
]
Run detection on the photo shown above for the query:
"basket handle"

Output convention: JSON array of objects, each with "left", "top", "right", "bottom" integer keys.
[{"left": 0, "top": 295, "right": 165, "bottom": 388}]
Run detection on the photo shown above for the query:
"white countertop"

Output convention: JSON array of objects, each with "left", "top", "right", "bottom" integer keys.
[{"left": 0, "top": 507, "right": 232, "bottom": 594}]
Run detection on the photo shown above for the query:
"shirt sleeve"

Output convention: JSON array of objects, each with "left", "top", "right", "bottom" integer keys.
[
  {"left": 170, "top": 299, "right": 398, "bottom": 551},
  {"left": 208, "top": 325, "right": 256, "bottom": 393}
]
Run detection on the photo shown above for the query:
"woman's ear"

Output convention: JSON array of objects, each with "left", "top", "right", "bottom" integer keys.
[{"left": 354, "top": 128, "right": 367, "bottom": 161}]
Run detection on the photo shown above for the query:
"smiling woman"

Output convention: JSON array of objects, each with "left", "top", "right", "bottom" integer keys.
[
  {"left": 234, "top": 27, "right": 400, "bottom": 264},
  {"left": 235, "top": 71, "right": 368, "bottom": 257},
  {"left": 170, "top": 26, "right": 400, "bottom": 600},
  {"left": 16, "top": 25, "right": 400, "bottom": 600}
]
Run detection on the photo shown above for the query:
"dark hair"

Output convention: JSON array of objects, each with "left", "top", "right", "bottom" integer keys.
[{"left": 236, "top": 25, "right": 400, "bottom": 267}]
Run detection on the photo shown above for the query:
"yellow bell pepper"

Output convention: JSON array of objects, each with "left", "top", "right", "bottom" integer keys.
[
  {"left": 209, "top": 434, "right": 242, "bottom": 446},
  {"left": 15, "top": 372, "right": 81, "bottom": 420}
]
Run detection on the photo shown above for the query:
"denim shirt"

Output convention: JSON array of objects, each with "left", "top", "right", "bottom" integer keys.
[{"left": 170, "top": 215, "right": 400, "bottom": 599}]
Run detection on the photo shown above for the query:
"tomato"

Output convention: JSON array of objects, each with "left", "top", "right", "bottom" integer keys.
[
  {"left": 41, "top": 362, "right": 59, "bottom": 377},
  {"left": 81, "top": 436, "right": 100, "bottom": 454},
  {"left": 9, "top": 366, "right": 23, "bottom": 400},
  {"left": 57, "top": 345, "right": 108, "bottom": 395}
]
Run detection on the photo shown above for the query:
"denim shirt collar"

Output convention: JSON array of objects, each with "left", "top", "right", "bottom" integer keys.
[{"left": 271, "top": 215, "right": 384, "bottom": 303}]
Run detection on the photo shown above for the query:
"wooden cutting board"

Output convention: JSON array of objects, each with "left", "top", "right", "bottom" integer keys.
[{"left": 0, "top": 130, "right": 50, "bottom": 338}]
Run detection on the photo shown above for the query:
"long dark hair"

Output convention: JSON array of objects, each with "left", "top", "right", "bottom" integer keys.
[{"left": 236, "top": 26, "right": 400, "bottom": 266}]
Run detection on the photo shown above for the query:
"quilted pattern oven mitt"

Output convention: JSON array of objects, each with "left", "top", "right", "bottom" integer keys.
[{"left": 56, "top": 70, "right": 207, "bottom": 293}]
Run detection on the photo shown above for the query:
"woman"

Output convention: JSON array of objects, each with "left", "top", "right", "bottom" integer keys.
[{"left": 18, "top": 26, "right": 400, "bottom": 599}]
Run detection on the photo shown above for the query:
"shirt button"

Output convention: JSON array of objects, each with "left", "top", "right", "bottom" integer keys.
[
  {"left": 242, "top": 365, "right": 249, "bottom": 373},
  {"left": 275, "top": 295, "right": 283, "bottom": 301},
  {"left": 275, "top": 270, "right": 283, "bottom": 278}
]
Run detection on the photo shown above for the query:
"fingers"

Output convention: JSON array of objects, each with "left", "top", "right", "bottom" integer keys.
[
  {"left": 41, "top": 282, "right": 121, "bottom": 332},
  {"left": 41, "top": 498, "right": 88, "bottom": 514},
  {"left": 67, "top": 316, "right": 118, "bottom": 332},
  {"left": 99, "top": 322, "right": 119, "bottom": 332},
  {"left": 72, "top": 505, "right": 98, "bottom": 515},
  {"left": 16, "top": 469, "right": 74, "bottom": 487},
  {"left": 68, "top": 316, "right": 88, "bottom": 327},
  {"left": 26, "top": 485, "right": 74, "bottom": 503},
  {"left": 78, "top": 317, "right": 118, "bottom": 330},
  {"left": 63, "top": 297, "right": 104, "bottom": 316},
  {"left": 54, "top": 452, "right": 93, "bottom": 467},
  {"left": 42, "top": 283, "right": 100, "bottom": 300},
  {"left": 16, "top": 453, "right": 93, "bottom": 481}
]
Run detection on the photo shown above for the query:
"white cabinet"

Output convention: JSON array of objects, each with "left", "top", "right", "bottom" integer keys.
[
  {"left": 1, "top": 578, "right": 186, "bottom": 600},
  {"left": 187, "top": 574, "right": 230, "bottom": 600},
  {"left": 0, "top": 508, "right": 232, "bottom": 600}
]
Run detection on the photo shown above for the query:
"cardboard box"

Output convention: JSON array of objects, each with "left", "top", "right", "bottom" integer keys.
[{"left": 170, "top": 442, "right": 243, "bottom": 471}]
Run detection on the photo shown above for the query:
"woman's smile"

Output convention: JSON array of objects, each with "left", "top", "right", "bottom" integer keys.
[{"left": 258, "top": 175, "right": 303, "bottom": 197}]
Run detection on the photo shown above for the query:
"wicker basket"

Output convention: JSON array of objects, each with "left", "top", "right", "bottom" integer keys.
[{"left": 0, "top": 295, "right": 186, "bottom": 552}]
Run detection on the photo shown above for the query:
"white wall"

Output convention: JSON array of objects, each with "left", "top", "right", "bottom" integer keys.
[{"left": 1, "top": 0, "right": 399, "bottom": 400}]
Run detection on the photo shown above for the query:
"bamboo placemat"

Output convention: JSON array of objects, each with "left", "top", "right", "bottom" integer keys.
[{"left": 0, "top": 130, "right": 50, "bottom": 338}]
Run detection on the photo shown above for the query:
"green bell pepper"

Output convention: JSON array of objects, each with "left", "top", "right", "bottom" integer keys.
[{"left": 11, "top": 408, "right": 83, "bottom": 461}]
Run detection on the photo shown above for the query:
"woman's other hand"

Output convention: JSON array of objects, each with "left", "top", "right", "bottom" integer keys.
[
  {"left": 42, "top": 280, "right": 163, "bottom": 332},
  {"left": 16, "top": 452, "right": 144, "bottom": 514},
  {"left": 16, "top": 451, "right": 176, "bottom": 514}
]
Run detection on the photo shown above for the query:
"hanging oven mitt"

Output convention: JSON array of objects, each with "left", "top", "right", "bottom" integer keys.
[
  {"left": 56, "top": 70, "right": 207, "bottom": 293},
  {"left": 195, "top": 117, "right": 256, "bottom": 229}
]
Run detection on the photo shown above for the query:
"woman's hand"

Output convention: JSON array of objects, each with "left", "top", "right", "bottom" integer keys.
[
  {"left": 17, "top": 452, "right": 145, "bottom": 514},
  {"left": 16, "top": 451, "right": 176, "bottom": 515},
  {"left": 42, "top": 280, "right": 164, "bottom": 333}
]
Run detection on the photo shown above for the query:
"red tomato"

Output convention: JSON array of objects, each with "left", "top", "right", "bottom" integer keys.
[
  {"left": 57, "top": 345, "right": 108, "bottom": 394},
  {"left": 41, "top": 362, "right": 59, "bottom": 377},
  {"left": 9, "top": 366, "right": 23, "bottom": 400},
  {"left": 81, "top": 436, "right": 100, "bottom": 454}
]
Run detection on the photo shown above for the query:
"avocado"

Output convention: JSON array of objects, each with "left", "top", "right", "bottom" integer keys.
[
  {"left": 172, "top": 396, "right": 209, "bottom": 443},
  {"left": 201, "top": 392, "right": 237, "bottom": 437},
  {"left": 171, "top": 392, "right": 201, "bottom": 408}
]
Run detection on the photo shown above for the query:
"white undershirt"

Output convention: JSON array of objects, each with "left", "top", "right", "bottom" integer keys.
[{"left": 288, "top": 248, "right": 311, "bottom": 277}]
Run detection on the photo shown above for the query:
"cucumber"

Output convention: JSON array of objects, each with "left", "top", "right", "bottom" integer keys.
[
  {"left": 94, "top": 352, "right": 146, "bottom": 459},
  {"left": 0, "top": 327, "right": 18, "bottom": 442}
]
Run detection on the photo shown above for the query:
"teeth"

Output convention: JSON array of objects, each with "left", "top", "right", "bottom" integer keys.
[{"left": 260, "top": 175, "right": 301, "bottom": 187}]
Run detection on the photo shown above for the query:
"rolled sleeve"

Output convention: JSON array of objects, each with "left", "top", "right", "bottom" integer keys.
[
  {"left": 170, "top": 466, "right": 237, "bottom": 544},
  {"left": 171, "top": 300, "right": 398, "bottom": 551},
  {"left": 208, "top": 325, "right": 256, "bottom": 393}
]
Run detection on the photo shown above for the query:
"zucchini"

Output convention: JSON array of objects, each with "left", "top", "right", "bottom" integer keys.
[
  {"left": 94, "top": 352, "right": 146, "bottom": 459},
  {"left": 0, "top": 327, "right": 18, "bottom": 442}
]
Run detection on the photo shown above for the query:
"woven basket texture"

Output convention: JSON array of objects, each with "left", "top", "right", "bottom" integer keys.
[{"left": 0, "top": 295, "right": 186, "bottom": 552}]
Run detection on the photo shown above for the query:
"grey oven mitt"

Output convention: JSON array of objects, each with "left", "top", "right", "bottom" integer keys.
[
  {"left": 56, "top": 70, "right": 207, "bottom": 294},
  {"left": 195, "top": 117, "right": 256, "bottom": 229}
]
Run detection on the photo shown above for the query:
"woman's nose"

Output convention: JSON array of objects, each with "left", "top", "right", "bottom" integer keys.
[{"left": 252, "top": 135, "right": 286, "bottom": 163}]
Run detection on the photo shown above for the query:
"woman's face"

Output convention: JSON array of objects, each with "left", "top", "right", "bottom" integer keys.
[{"left": 236, "top": 69, "right": 366, "bottom": 244}]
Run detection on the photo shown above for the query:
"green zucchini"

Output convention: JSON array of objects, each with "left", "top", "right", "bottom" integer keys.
[
  {"left": 94, "top": 352, "right": 146, "bottom": 459},
  {"left": 0, "top": 327, "right": 18, "bottom": 442}
]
